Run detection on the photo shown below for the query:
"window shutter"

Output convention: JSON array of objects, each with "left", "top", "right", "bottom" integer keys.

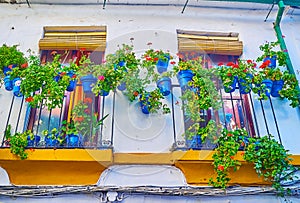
[
  {"left": 177, "top": 29, "right": 243, "bottom": 56},
  {"left": 39, "top": 26, "right": 106, "bottom": 51}
]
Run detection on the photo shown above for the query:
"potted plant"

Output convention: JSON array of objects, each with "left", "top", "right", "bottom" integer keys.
[
  {"left": 256, "top": 40, "right": 287, "bottom": 68},
  {"left": 142, "top": 48, "right": 172, "bottom": 73},
  {"left": 4, "top": 125, "right": 35, "bottom": 160},
  {"left": 72, "top": 98, "right": 108, "bottom": 145},
  {"left": 42, "top": 128, "right": 61, "bottom": 147},
  {"left": 76, "top": 56, "right": 98, "bottom": 94},
  {"left": 60, "top": 120, "right": 80, "bottom": 147},
  {"left": 10, "top": 53, "right": 79, "bottom": 109},
  {"left": 139, "top": 88, "right": 170, "bottom": 114},
  {"left": 173, "top": 59, "right": 195, "bottom": 90},
  {"left": 215, "top": 59, "right": 256, "bottom": 94},
  {"left": 280, "top": 70, "right": 300, "bottom": 107}
]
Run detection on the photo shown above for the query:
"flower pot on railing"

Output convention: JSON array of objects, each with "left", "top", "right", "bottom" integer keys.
[
  {"left": 66, "top": 134, "right": 80, "bottom": 147},
  {"left": 177, "top": 70, "right": 194, "bottom": 90},
  {"left": 80, "top": 74, "right": 97, "bottom": 93},
  {"left": 117, "top": 82, "right": 126, "bottom": 91},
  {"left": 259, "top": 79, "right": 273, "bottom": 98},
  {"left": 100, "top": 90, "right": 109, "bottom": 96},
  {"left": 45, "top": 136, "right": 59, "bottom": 147},
  {"left": 27, "top": 135, "right": 41, "bottom": 147},
  {"left": 139, "top": 93, "right": 150, "bottom": 114},
  {"left": 13, "top": 77, "right": 22, "bottom": 97},
  {"left": 271, "top": 79, "right": 284, "bottom": 97},
  {"left": 157, "top": 77, "right": 171, "bottom": 96},
  {"left": 4, "top": 75, "right": 13, "bottom": 91},
  {"left": 224, "top": 76, "right": 238, "bottom": 93},
  {"left": 264, "top": 55, "right": 277, "bottom": 68},
  {"left": 238, "top": 74, "right": 253, "bottom": 94},
  {"left": 66, "top": 72, "right": 77, "bottom": 92},
  {"left": 3, "top": 64, "right": 17, "bottom": 76},
  {"left": 156, "top": 56, "right": 170, "bottom": 73},
  {"left": 186, "top": 135, "right": 202, "bottom": 150}
]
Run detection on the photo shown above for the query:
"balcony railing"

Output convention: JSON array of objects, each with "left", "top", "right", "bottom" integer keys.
[{"left": 0, "top": 78, "right": 284, "bottom": 151}]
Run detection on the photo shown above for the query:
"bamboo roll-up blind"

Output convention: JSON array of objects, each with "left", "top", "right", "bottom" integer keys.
[
  {"left": 39, "top": 26, "right": 107, "bottom": 51},
  {"left": 177, "top": 30, "right": 243, "bottom": 56}
]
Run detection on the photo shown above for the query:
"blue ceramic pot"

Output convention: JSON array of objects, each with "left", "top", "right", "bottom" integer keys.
[
  {"left": 3, "top": 64, "right": 17, "bottom": 76},
  {"left": 13, "top": 78, "right": 22, "bottom": 97},
  {"left": 117, "top": 82, "right": 126, "bottom": 91},
  {"left": 186, "top": 135, "right": 201, "bottom": 150},
  {"left": 271, "top": 79, "right": 284, "bottom": 97},
  {"left": 140, "top": 93, "right": 150, "bottom": 114},
  {"left": 80, "top": 74, "right": 97, "bottom": 93},
  {"left": 66, "top": 72, "right": 77, "bottom": 92},
  {"left": 4, "top": 75, "right": 13, "bottom": 91},
  {"left": 264, "top": 56, "right": 276, "bottom": 68},
  {"left": 177, "top": 70, "right": 194, "bottom": 90},
  {"left": 238, "top": 74, "right": 253, "bottom": 94},
  {"left": 45, "top": 136, "right": 59, "bottom": 147},
  {"left": 156, "top": 56, "right": 170, "bottom": 73},
  {"left": 27, "top": 135, "right": 41, "bottom": 147},
  {"left": 260, "top": 79, "right": 273, "bottom": 98},
  {"left": 66, "top": 134, "right": 79, "bottom": 147},
  {"left": 157, "top": 77, "right": 172, "bottom": 96},
  {"left": 100, "top": 90, "right": 109, "bottom": 96},
  {"left": 224, "top": 76, "right": 238, "bottom": 93}
]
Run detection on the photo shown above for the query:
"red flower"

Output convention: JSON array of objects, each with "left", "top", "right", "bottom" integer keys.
[
  {"left": 25, "top": 96, "right": 34, "bottom": 103},
  {"left": 75, "top": 117, "right": 84, "bottom": 122},
  {"left": 133, "top": 91, "right": 139, "bottom": 97},
  {"left": 227, "top": 73, "right": 232, "bottom": 77},
  {"left": 59, "top": 72, "right": 66, "bottom": 76},
  {"left": 227, "top": 133, "right": 233, "bottom": 137},
  {"left": 227, "top": 62, "right": 235, "bottom": 66},
  {"left": 29, "top": 148, "right": 35, "bottom": 152},
  {"left": 71, "top": 74, "right": 77, "bottom": 79},
  {"left": 241, "top": 142, "right": 245, "bottom": 147},
  {"left": 218, "top": 62, "right": 224, "bottom": 66},
  {"left": 83, "top": 97, "right": 93, "bottom": 104},
  {"left": 243, "top": 69, "right": 248, "bottom": 73},
  {"left": 170, "top": 61, "right": 176, "bottom": 65},
  {"left": 252, "top": 62, "right": 257, "bottom": 68},
  {"left": 80, "top": 48, "right": 86, "bottom": 51},
  {"left": 259, "top": 64, "right": 267, "bottom": 69},
  {"left": 84, "top": 108, "right": 91, "bottom": 114},
  {"left": 153, "top": 57, "right": 159, "bottom": 62},
  {"left": 217, "top": 165, "right": 224, "bottom": 171},
  {"left": 146, "top": 57, "right": 152, "bottom": 61},
  {"left": 233, "top": 64, "right": 239, "bottom": 69},
  {"left": 21, "top": 63, "right": 28, "bottom": 68},
  {"left": 230, "top": 156, "right": 234, "bottom": 159},
  {"left": 241, "top": 152, "right": 245, "bottom": 156},
  {"left": 264, "top": 60, "right": 271, "bottom": 66},
  {"left": 8, "top": 65, "right": 13, "bottom": 69},
  {"left": 247, "top": 60, "right": 252, "bottom": 64}
]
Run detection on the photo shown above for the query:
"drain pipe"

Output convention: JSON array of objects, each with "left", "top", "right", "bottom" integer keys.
[{"left": 274, "top": 0, "right": 300, "bottom": 107}]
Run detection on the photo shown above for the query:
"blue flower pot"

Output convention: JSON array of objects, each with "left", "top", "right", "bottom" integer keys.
[
  {"left": 177, "top": 70, "right": 194, "bottom": 90},
  {"left": 45, "top": 136, "right": 59, "bottom": 147},
  {"left": 118, "top": 61, "right": 125, "bottom": 67},
  {"left": 4, "top": 75, "right": 13, "bottom": 91},
  {"left": 186, "top": 135, "right": 202, "bottom": 150},
  {"left": 156, "top": 56, "right": 170, "bottom": 73},
  {"left": 259, "top": 79, "right": 273, "bottom": 98},
  {"left": 66, "top": 72, "right": 77, "bottom": 92},
  {"left": 3, "top": 64, "right": 17, "bottom": 76},
  {"left": 238, "top": 74, "right": 253, "bottom": 94},
  {"left": 80, "top": 74, "right": 97, "bottom": 93},
  {"left": 157, "top": 77, "right": 171, "bottom": 96},
  {"left": 27, "top": 135, "right": 41, "bottom": 147},
  {"left": 66, "top": 134, "right": 79, "bottom": 147},
  {"left": 140, "top": 93, "right": 150, "bottom": 114},
  {"left": 117, "top": 82, "right": 126, "bottom": 91},
  {"left": 264, "top": 56, "right": 276, "bottom": 68},
  {"left": 100, "top": 90, "right": 109, "bottom": 96},
  {"left": 271, "top": 79, "right": 284, "bottom": 97},
  {"left": 224, "top": 76, "right": 238, "bottom": 93},
  {"left": 13, "top": 77, "right": 22, "bottom": 97}
]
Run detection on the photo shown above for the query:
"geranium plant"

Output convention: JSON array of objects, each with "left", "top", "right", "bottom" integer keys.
[
  {"left": 256, "top": 41, "right": 287, "bottom": 67},
  {"left": 11, "top": 53, "right": 79, "bottom": 109}
]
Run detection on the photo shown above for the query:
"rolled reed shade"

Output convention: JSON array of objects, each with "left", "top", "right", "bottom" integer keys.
[
  {"left": 39, "top": 26, "right": 107, "bottom": 51},
  {"left": 177, "top": 29, "right": 243, "bottom": 56}
]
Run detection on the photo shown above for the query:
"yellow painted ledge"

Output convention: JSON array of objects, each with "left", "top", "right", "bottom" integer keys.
[
  {"left": 0, "top": 149, "right": 113, "bottom": 185},
  {"left": 1, "top": 149, "right": 299, "bottom": 186}
]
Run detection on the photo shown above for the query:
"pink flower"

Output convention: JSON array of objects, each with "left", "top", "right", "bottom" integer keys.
[{"left": 98, "top": 75, "right": 105, "bottom": 81}]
